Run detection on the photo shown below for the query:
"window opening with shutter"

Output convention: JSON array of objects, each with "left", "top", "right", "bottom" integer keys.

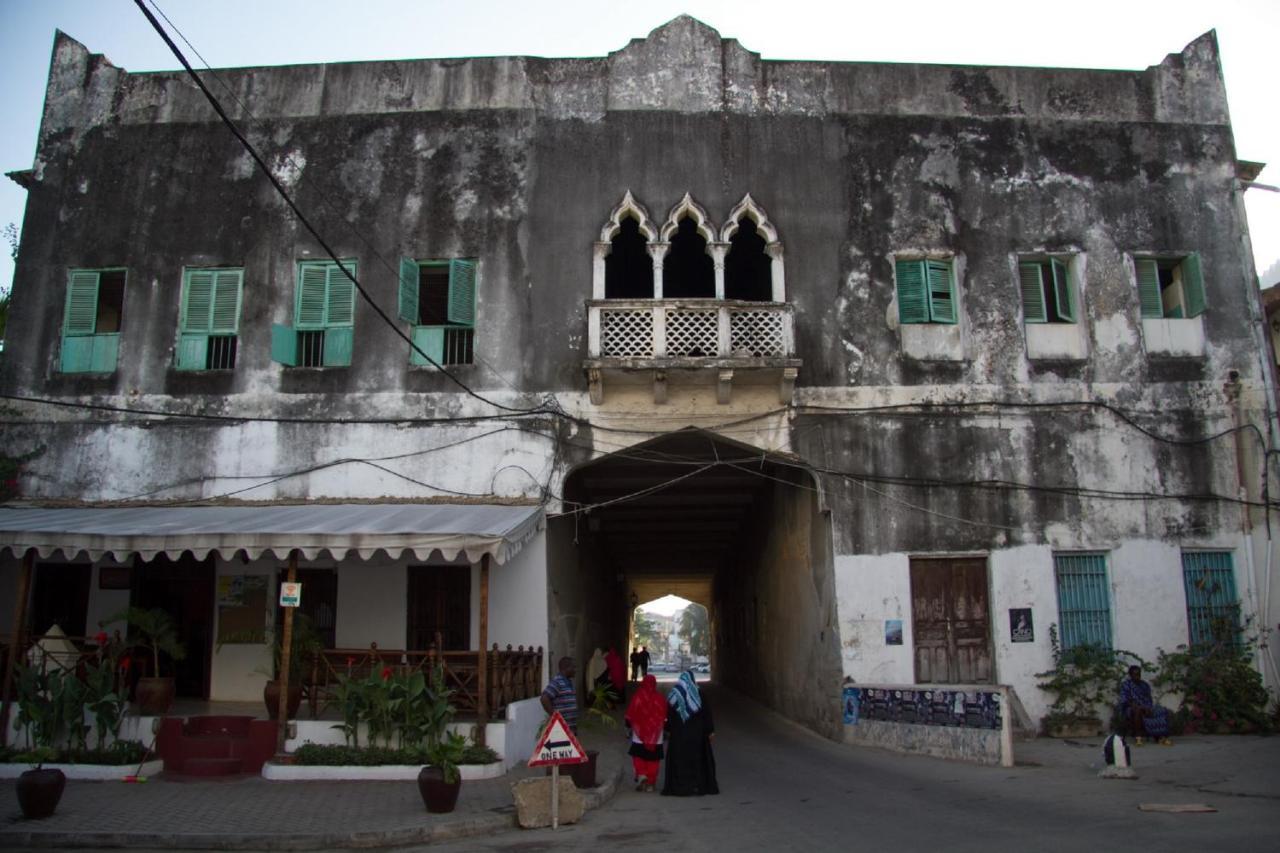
[
  {"left": 1018, "top": 257, "right": 1075, "bottom": 324},
  {"left": 895, "top": 258, "right": 958, "bottom": 325},
  {"left": 399, "top": 258, "right": 476, "bottom": 366},
  {"left": 1135, "top": 254, "right": 1205, "bottom": 320},
  {"left": 176, "top": 268, "right": 243, "bottom": 370},
  {"left": 60, "top": 268, "right": 125, "bottom": 373},
  {"left": 271, "top": 260, "right": 356, "bottom": 368},
  {"left": 1053, "top": 553, "right": 1112, "bottom": 651}
]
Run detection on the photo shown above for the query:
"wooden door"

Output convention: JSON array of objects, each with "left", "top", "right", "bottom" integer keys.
[
  {"left": 406, "top": 566, "right": 470, "bottom": 650},
  {"left": 910, "top": 558, "right": 993, "bottom": 684},
  {"left": 135, "top": 553, "right": 215, "bottom": 697}
]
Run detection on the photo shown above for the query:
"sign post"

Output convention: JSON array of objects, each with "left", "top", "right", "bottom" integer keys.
[{"left": 527, "top": 711, "right": 588, "bottom": 829}]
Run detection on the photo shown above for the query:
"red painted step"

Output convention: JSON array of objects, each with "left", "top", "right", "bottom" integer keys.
[
  {"left": 157, "top": 715, "right": 278, "bottom": 776},
  {"left": 179, "top": 757, "right": 244, "bottom": 777}
]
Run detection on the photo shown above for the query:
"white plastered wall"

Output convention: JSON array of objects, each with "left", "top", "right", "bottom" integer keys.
[{"left": 835, "top": 537, "right": 1254, "bottom": 726}]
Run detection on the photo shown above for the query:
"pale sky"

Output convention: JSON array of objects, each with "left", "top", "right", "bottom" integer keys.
[
  {"left": 639, "top": 594, "right": 693, "bottom": 617},
  {"left": 2, "top": 0, "right": 1278, "bottom": 295}
]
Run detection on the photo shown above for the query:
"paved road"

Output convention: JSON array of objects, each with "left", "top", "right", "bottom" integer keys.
[{"left": 420, "top": 684, "right": 1279, "bottom": 853}]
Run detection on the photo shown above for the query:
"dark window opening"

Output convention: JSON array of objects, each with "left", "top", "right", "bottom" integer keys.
[
  {"left": 725, "top": 218, "right": 773, "bottom": 301},
  {"left": 206, "top": 335, "right": 237, "bottom": 369},
  {"left": 298, "top": 330, "right": 326, "bottom": 367},
  {"left": 665, "top": 217, "right": 714, "bottom": 298},
  {"left": 96, "top": 270, "right": 126, "bottom": 333},
  {"left": 1032, "top": 260, "right": 1069, "bottom": 323},
  {"left": 604, "top": 216, "right": 653, "bottom": 299},
  {"left": 1156, "top": 262, "right": 1182, "bottom": 318},
  {"left": 417, "top": 265, "right": 452, "bottom": 325},
  {"left": 407, "top": 565, "right": 471, "bottom": 650}
]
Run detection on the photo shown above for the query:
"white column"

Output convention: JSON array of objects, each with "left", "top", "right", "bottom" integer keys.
[
  {"left": 767, "top": 242, "right": 786, "bottom": 302},
  {"left": 592, "top": 243, "right": 610, "bottom": 300},
  {"left": 710, "top": 243, "right": 729, "bottom": 300},
  {"left": 648, "top": 243, "right": 670, "bottom": 299}
]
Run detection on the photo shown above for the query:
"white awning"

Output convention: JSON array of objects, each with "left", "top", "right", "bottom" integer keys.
[{"left": 0, "top": 504, "right": 544, "bottom": 564}]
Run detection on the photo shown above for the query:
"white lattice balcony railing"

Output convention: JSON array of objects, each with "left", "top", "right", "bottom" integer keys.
[{"left": 587, "top": 299, "right": 795, "bottom": 360}]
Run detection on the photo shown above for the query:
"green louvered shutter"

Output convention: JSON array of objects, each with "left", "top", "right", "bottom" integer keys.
[
  {"left": 323, "top": 326, "right": 353, "bottom": 366},
  {"left": 210, "top": 270, "right": 243, "bottom": 333},
  {"left": 89, "top": 335, "right": 119, "bottom": 373},
  {"left": 64, "top": 271, "right": 99, "bottom": 336},
  {"left": 398, "top": 258, "right": 420, "bottom": 323},
  {"left": 1181, "top": 253, "right": 1205, "bottom": 318},
  {"left": 926, "top": 260, "right": 956, "bottom": 324},
  {"left": 270, "top": 323, "right": 298, "bottom": 366},
  {"left": 1019, "top": 262, "right": 1047, "bottom": 324},
  {"left": 411, "top": 326, "right": 445, "bottom": 366},
  {"left": 60, "top": 337, "right": 94, "bottom": 373},
  {"left": 1135, "top": 258, "right": 1162, "bottom": 319},
  {"left": 181, "top": 270, "right": 215, "bottom": 333},
  {"left": 895, "top": 260, "right": 928, "bottom": 324},
  {"left": 296, "top": 263, "right": 329, "bottom": 329},
  {"left": 1051, "top": 258, "right": 1075, "bottom": 322},
  {"left": 175, "top": 335, "right": 208, "bottom": 370},
  {"left": 447, "top": 259, "right": 476, "bottom": 326},
  {"left": 326, "top": 262, "right": 356, "bottom": 327}
]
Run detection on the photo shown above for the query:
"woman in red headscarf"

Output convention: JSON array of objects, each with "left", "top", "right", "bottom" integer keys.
[{"left": 625, "top": 674, "right": 667, "bottom": 791}]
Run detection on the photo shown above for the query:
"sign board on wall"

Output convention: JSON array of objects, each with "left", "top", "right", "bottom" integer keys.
[
  {"left": 279, "top": 582, "right": 302, "bottom": 608},
  {"left": 1009, "top": 608, "right": 1034, "bottom": 643}
]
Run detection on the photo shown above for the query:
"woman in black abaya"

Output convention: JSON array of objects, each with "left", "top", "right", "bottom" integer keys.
[{"left": 661, "top": 671, "right": 718, "bottom": 796}]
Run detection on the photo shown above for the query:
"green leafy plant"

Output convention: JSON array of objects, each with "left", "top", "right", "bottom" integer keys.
[
  {"left": 423, "top": 731, "right": 469, "bottom": 784},
  {"left": 582, "top": 681, "right": 620, "bottom": 731},
  {"left": 1153, "top": 629, "right": 1273, "bottom": 734},
  {"left": 328, "top": 662, "right": 456, "bottom": 750},
  {"left": 1035, "top": 624, "right": 1144, "bottom": 730},
  {"left": 106, "top": 606, "right": 186, "bottom": 678}
]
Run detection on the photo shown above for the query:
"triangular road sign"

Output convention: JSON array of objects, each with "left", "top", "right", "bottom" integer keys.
[{"left": 528, "top": 711, "right": 589, "bottom": 766}]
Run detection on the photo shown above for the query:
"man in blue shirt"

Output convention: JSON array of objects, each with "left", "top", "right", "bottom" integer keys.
[{"left": 541, "top": 656, "right": 579, "bottom": 731}]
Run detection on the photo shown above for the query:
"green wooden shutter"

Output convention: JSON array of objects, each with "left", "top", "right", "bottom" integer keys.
[
  {"left": 1181, "top": 253, "right": 1205, "bottom": 318},
  {"left": 447, "top": 259, "right": 476, "bottom": 326},
  {"left": 411, "top": 326, "right": 445, "bottom": 366},
  {"left": 90, "top": 335, "right": 119, "bottom": 373},
  {"left": 1135, "top": 258, "right": 1162, "bottom": 319},
  {"left": 271, "top": 323, "right": 298, "bottom": 366},
  {"left": 175, "top": 335, "right": 209, "bottom": 370},
  {"left": 64, "top": 271, "right": 99, "bottom": 335},
  {"left": 181, "top": 270, "right": 214, "bottom": 333},
  {"left": 210, "top": 269, "right": 243, "bottom": 333},
  {"left": 926, "top": 260, "right": 956, "bottom": 324},
  {"left": 60, "top": 337, "right": 94, "bottom": 373},
  {"left": 1019, "top": 262, "right": 1047, "bottom": 324},
  {"left": 399, "top": 258, "right": 420, "bottom": 323},
  {"left": 1051, "top": 258, "right": 1075, "bottom": 322},
  {"left": 296, "top": 263, "right": 329, "bottom": 328},
  {"left": 326, "top": 261, "right": 356, "bottom": 327},
  {"left": 322, "top": 326, "right": 353, "bottom": 366},
  {"left": 895, "top": 260, "right": 928, "bottom": 324}
]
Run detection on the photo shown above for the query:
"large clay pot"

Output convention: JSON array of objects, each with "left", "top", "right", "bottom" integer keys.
[
  {"left": 263, "top": 681, "right": 303, "bottom": 720},
  {"left": 17, "top": 768, "right": 66, "bottom": 819},
  {"left": 417, "top": 766, "right": 461, "bottom": 813},
  {"left": 135, "top": 676, "right": 176, "bottom": 715}
]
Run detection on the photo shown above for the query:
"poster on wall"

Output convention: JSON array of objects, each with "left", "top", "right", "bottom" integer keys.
[
  {"left": 1009, "top": 608, "right": 1034, "bottom": 643},
  {"left": 217, "top": 575, "right": 268, "bottom": 642},
  {"left": 884, "top": 619, "right": 903, "bottom": 645},
  {"left": 842, "top": 685, "right": 860, "bottom": 724}
]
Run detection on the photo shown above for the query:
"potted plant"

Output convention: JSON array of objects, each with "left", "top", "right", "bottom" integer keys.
[
  {"left": 15, "top": 747, "right": 65, "bottom": 819},
  {"left": 107, "top": 607, "right": 187, "bottom": 715},
  {"left": 263, "top": 613, "right": 324, "bottom": 721},
  {"left": 1035, "top": 625, "right": 1136, "bottom": 737},
  {"left": 417, "top": 731, "right": 467, "bottom": 813}
]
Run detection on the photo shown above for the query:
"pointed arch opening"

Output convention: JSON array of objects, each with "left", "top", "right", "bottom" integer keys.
[
  {"left": 605, "top": 216, "right": 655, "bottom": 299},
  {"left": 665, "top": 217, "right": 715, "bottom": 298},
  {"left": 725, "top": 218, "right": 773, "bottom": 301}
]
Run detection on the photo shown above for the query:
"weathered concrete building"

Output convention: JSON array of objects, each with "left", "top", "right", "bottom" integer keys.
[{"left": 1, "top": 16, "right": 1275, "bottom": 744}]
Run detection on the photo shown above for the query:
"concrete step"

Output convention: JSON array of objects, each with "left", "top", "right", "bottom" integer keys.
[{"left": 178, "top": 757, "right": 245, "bottom": 777}]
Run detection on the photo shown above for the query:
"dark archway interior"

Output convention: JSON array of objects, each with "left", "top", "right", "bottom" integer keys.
[
  {"left": 664, "top": 217, "right": 714, "bottom": 298},
  {"left": 604, "top": 216, "right": 654, "bottom": 299},
  {"left": 547, "top": 430, "right": 843, "bottom": 737},
  {"left": 725, "top": 218, "right": 773, "bottom": 301}
]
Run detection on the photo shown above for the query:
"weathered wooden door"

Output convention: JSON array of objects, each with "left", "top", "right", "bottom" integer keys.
[{"left": 910, "top": 558, "right": 993, "bottom": 684}]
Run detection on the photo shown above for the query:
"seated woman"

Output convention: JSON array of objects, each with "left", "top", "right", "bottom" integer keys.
[{"left": 1119, "top": 665, "right": 1171, "bottom": 745}]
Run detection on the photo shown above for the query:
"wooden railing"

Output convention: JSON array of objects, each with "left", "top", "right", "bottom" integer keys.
[{"left": 304, "top": 642, "right": 544, "bottom": 721}]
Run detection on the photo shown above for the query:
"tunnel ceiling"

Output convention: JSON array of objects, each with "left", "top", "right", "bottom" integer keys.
[{"left": 565, "top": 430, "right": 793, "bottom": 583}]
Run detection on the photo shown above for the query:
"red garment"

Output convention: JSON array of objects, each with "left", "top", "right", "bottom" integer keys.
[
  {"left": 626, "top": 674, "right": 668, "bottom": 748},
  {"left": 632, "top": 756, "right": 660, "bottom": 785},
  {"left": 605, "top": 648, "right": 627, "bottom": 691}
]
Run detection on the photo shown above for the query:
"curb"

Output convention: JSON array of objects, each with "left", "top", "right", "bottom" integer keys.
[{"left": 4, "top": 762, "right": 627, "bottom": 850}]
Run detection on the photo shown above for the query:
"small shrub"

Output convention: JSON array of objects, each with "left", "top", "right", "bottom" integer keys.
[
  {"left": 290, "top": 740, "right": 499, "bottom": 767},
  {"left": 1035, "top": 625, "right": 1145, "bottom": 728},
  {"left": 1154, "top": 639, "right": 1273, "bottom": 734}
]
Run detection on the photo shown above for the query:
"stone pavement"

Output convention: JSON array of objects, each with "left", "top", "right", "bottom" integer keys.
[
  {"left": 0, "top": 726, "right": 627, "bottom": 851},
  {"left": 2, "top": 692, "right": 1278, "bottom": 851}
]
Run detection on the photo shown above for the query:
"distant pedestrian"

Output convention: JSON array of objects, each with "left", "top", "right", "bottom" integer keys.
[
  {"left": 662, "top": 671, "right": 718, "bottom": 796},
  {"left": 630, "top": 647, "right": 642, "bottom": 681},
  {"left": 639, "top": 646, "right": 651, "bottom": 678},
  {"left": 540, "top": 656, "right": 578, "bottom": 732},
  {"left": 625, "top": 674, "right": 667, "bottom": 792}
]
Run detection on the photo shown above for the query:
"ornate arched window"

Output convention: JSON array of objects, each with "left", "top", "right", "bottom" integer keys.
[
  {"left": 594, "top": 191, "right": 658, "bottom": 299},
  {"left": 721, "top": 194, "right": 783, "bottom": 302},
  {"left": 659, "top": 194, "right": 716, "bottom": 299}
]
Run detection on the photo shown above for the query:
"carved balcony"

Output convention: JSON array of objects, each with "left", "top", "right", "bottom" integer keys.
[{"left": 583, "top": 299, "right": 801, "bottom": 405}]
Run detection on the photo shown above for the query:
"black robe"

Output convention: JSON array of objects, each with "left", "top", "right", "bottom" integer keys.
[{"left": 661, "top": 698, "right": 718, "bottom": 796}]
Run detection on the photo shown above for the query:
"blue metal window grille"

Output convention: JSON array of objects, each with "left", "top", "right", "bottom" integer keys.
[
  {"left": 1181, "top": 551, "right": 1239, "bottom": 648},
  {"left": 1054, "top": 553, "right": 1112, "bottom": 650}
]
